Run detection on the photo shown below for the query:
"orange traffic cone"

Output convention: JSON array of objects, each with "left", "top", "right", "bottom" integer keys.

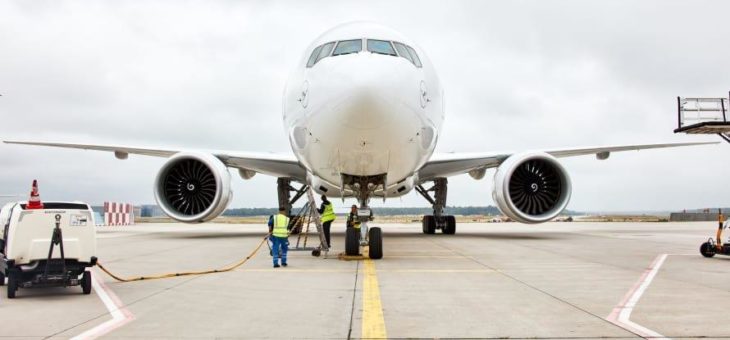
[{"left": 26, "top": 179, "right": 44, "bottom": 209}]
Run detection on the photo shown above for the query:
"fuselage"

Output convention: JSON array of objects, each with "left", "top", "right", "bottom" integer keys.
[{"left": 283, "top": 22, "right": 444, "bottom": 198}]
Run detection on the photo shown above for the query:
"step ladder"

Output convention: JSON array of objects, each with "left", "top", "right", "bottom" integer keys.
[
  {"left": 674, "top": 92, "right": 730, "bottom": 143},
  {"left": 289, "top": 187, "right": 329, "bottom": 256}
]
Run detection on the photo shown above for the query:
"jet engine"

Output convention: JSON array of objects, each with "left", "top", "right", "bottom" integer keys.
[
  {"left": 492, "top": 152, "right": 571, "bottom": 224},
  {"left": 154, "top": 152, "right": 233, "bottom": 223}
]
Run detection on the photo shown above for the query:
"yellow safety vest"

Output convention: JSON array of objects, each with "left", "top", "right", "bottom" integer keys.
[
  {"left": 272, "top": 213, "right": 289, "bottom": 238},
  {"left": 321, "top": 202, "right": 336, "bottom": 223}
]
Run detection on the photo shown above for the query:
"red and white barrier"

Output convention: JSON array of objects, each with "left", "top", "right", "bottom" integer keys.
[{"left": 103, "top": 202, "right": 135, "bottom": 226}]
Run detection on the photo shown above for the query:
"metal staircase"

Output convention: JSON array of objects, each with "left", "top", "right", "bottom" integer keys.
[{"left": 289, "top": 187, "right": 329, "bottom": 257}]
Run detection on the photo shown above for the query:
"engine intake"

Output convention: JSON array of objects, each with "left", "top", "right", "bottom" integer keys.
[
  {"left": 492, "top": 152, "right": 571, "bottom": 224},
  {"left": 154, "top": 152, "right": 232, "bottom": 223}
]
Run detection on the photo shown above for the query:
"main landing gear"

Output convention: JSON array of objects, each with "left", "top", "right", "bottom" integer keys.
[{"left": 416, "top": 178, "right": 456, "bottom": 235}]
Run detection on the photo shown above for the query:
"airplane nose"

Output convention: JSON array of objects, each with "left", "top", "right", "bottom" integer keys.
[{"left": 326, "top": 54, "right": 417, "bottom": 129}]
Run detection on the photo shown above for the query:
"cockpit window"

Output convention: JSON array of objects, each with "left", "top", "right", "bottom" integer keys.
[
  {"left": 316, "top": 42, "right": 335, "bottom": 63},
  {"left": 405, "top": 45, "right": 422, "bottom": 68},
  {"left": 367, "top": 39, "right": 396, "bottom": 56},
  {"left": 306, "top": 42, "right": 336, "bottom": 68},
  {"left": 306, "top": 45, "right": 323, "bottom": 68},
  {"left": 333, "top": 39, "right": 362, "bottom": 56},
  {"left": 393, "top": 42, "right": 413, "bottom": 64}
]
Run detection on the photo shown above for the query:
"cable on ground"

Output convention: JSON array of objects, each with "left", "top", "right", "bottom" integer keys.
[{"left": 95, "top": 234, "right": 270, "bottom": 282}]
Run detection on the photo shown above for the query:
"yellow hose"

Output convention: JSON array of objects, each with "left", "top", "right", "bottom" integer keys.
[{"left": 96, "top": 234, "right": 270, "bottom": 282}]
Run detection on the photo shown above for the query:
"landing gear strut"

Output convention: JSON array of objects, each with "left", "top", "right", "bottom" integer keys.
[
  {"left": 277, "top": 178, "right": 308, "bottom": 217},
  {"left": 416, "top": 178, "right": 456, "bottom": 235},
  {"left": 341, "top": 174, "right": 384, "bottom": 259}
]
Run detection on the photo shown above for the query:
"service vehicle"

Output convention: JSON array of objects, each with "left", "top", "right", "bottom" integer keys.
[{"left": 1, "top": 201, "right": 97, "bottom": 298}]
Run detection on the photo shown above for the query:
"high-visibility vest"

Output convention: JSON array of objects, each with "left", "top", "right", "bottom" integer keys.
[
  {"left": 321, "top": 202, "right": 336, "bottom": 223},
  {"left": 272, "top": 213, "right": 289, "bottom": 238}
]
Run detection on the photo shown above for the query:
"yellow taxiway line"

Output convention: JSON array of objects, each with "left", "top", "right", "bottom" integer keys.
[{"left": 362, "top": 259, "right": 387, "bottom": 339}]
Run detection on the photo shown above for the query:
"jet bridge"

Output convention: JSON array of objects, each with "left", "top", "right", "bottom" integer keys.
[{"left": 674, "top": 92, "right": 730, "bottom": 143}]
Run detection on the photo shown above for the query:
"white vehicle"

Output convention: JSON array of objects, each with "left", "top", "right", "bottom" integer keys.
[
  {"left": 0, "top": 201, "right": 97, "bottom": 298},
  {"left": 3, "top": 22, "right": 715, "bottom": 259}
]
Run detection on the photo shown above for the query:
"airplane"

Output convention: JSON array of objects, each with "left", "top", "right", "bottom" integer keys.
[{"left": 3, "top": 22, "right": 715, "bottom": 259}]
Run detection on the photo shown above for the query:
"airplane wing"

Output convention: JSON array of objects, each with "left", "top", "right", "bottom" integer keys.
[
  {"left": 2, "top": 140, "right": 306, "bottom": 181},
  {"left": 417, "top": 141, "right": 718, "bottom": 180}
]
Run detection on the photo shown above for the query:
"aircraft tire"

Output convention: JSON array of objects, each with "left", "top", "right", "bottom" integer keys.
[
  {"left": 422, "top": 216, "right": 436, "bottom": 234},
  {"left": 443, "top": 215, "right": 456, "bottom": 235},
  {"left": 345, "top": 227, "right": 360, "bottom": 256},
  {"left": 368, "top": 227, "right": 383, "bottom": 259}
]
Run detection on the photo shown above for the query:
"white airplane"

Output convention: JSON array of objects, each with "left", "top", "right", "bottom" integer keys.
[{"left": 3, "top": 22, "right": 715, "bottom": 259}]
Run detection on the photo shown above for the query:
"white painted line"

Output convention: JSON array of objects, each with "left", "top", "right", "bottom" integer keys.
[
  {"left": 70, "top": 270, "right": 135, "bottom": 340},
  {"left": 607, "top": 254, "right": 668, "bottom": 339}
]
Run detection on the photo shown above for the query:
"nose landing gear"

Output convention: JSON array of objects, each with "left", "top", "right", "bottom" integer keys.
[
  {"left": 339, "top": 174, "right": 386, "bottom": 259},
  {"left": 344, "top": 205, "right": 383, "bottom": 259}
]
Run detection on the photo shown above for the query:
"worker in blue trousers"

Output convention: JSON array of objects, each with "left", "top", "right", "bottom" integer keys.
[{"left": 268, "top": 206, "right": 290, "bottom": 268}]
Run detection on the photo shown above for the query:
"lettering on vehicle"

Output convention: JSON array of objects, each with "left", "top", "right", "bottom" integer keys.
[{"left": 71, "top": 214, "right": 88, "bottom": 226}]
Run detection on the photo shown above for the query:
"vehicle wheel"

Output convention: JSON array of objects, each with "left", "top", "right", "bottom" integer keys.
[
  {"left": 311, "top": 248, "right": 321, "bottom": 257},
  {"left": 81, "top": 271, "right": 92, "bottom": 294},
  {"left": 368, "top": 227, "right": 383, "bottom": 260},
  {"left": 442, "top": 215, "right": 456, "bottom": 235},
  {"left": 422, "top": 216, "right": 435, "bottom": 234},
  {"left": 700, "top": 242, "right": 716, "bottom": 258},
  {"left": 7, "top": 272, "right": 17, "bottom": 299},
  {"left": 345, "top": 227, "right": 360, "bottom": 256}
]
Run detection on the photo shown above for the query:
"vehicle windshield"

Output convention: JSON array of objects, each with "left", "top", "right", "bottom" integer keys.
[
  {"left": 367, "top": 39, "right": 396, "bottom": 56},
  {"left": 333, "top": 39, "right": 362, "bottom": 56}
]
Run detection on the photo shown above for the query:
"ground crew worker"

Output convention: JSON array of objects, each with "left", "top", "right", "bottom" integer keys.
[
  {"left": 318, "top": 195, "right": 336, "bottom": 248},
  {"left": 269, "top": 206, "right": 289, "bottom": 268},
  {"left": 346, "top": 205, "right": 361, "bottom": 229},
  {"left": 346, "top": 205, "right": 372, "bottom": 244}
]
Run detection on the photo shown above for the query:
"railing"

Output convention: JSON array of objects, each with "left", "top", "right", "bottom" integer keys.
[{"left": 677, "top": 94, "right": 728, "bottom": 128}]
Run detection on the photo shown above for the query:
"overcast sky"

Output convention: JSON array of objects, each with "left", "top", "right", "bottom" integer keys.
[{"left": 1, "top": 0, "right": 729, "bottom": 212}]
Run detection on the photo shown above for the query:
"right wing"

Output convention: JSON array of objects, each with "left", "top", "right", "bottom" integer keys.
[
  {"left": 418, "top": 141, "right": 718, "bottom": 180},
  {"left": 3, "top": 140, "right": 307, "bottom": 181}
]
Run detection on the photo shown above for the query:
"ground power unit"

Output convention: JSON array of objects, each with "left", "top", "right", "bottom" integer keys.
[{"left": 1, "top": 201, "right": 97, "bottom": 298}]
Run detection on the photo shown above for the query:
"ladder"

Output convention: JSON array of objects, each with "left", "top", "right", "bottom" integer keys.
[
  {"left": 289, "top": 187, "right": 329, "bottom": 256},
  {"left": 305, "top": 187, "right": 329, "bottom": 254}
]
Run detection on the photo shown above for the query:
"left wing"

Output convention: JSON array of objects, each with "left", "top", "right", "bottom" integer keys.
[
  {"left": 417, "top": 141, "right": 718, "bottom": 180},
  {"left": 3, "top": 140, "right": 306, "bottom": 181}
]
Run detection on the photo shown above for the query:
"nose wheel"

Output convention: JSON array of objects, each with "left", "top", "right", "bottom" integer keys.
[
  {"left": 368, "top": 227, "right": 383, "bottom": 259},
  {"left": 345, "top": 223, "right": 384, "bottom": 259}
]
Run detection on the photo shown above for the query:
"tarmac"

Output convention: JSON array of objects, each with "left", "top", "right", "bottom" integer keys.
[{"left": 1, "top": 221, "right": 728, "bottom": 339}]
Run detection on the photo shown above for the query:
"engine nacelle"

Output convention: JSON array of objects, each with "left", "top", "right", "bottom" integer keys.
[
  {"left": 154, "top": 152, "right": 233, "bottom": 223},
  {"left": 492, "top": 152, "right": 572, "bottom": 224}
]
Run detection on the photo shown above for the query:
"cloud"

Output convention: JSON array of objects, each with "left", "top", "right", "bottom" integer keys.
[{"left": 1, "top": 0, "right": 728, "bottom": 212}]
